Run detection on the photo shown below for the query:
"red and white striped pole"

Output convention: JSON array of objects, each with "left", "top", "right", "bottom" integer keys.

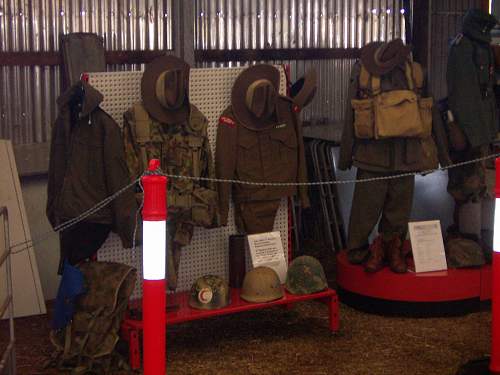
[
  {"left": 142, "top": 159, "right": 167, "bottom": 375},
  {"left": 492, "top": 158, "right": 500, "bottom": 374}
]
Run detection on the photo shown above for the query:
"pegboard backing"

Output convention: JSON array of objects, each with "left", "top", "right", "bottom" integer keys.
[{"left": 89, "top": 66, "right": 289, "bottom": 297}]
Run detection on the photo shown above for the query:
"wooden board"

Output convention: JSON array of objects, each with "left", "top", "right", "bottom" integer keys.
[{"left": 0, "top": 140, "right": 46, "bottom": 318}]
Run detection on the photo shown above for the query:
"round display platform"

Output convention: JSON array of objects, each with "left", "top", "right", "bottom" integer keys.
[{"left": 337, "top": 251, "right": 492, "bottom": 317}]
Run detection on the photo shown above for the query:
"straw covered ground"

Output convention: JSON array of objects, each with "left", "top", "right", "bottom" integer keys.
[
  {"left": 0, "top": 293, "right": 490, "bottom": 375},
  {"left": 0, "top": 245, "right": 491, "bottom": 374}
]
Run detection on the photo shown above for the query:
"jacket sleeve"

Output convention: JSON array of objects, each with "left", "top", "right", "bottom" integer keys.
[
  {"left": 338, "top": 63, "right": 361, "bottom": 170},
  {"left": 103, "top": 112, "right": 138, "bottom": 249},
  {"left": 447, "top": 41, "right": 479, "bottom": 140},
  {"left": 199, "top": 115, "right": 217, "bottom": 192},
  {"left": 46, "top": 116, "right": 67, "bottom": 228},
  {"left": 431, "top": 104, "right": 452, "bottom": 167},
  {"left": 215, "top": 112, "right": 238, "bottom": 226},
  {"left": 293, "top": 111, "right": 311, "bottom": 208},
  {"left": 420, "top": 67, "right": 452, "bottom": 167},
  {"left": 122, "top": 108, "right": 143, "bottom": 180}
]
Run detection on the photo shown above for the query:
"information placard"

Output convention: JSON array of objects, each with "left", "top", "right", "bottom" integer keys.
[
  {"left": 247, "top": 231, "right": 288, "bottom": 283},
  {"left": 408, "top": 220, "right": 448, "bottom": 273}
]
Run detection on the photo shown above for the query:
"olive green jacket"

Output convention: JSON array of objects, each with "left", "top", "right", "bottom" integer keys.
[
  {"left": 339, "top": 62, "right": 451, "bottom": 173},
  {"left": 47, "top": 82, "right": 138, "bottom": 248},
  {"left": 447, "top": 30, "right": 498, "bottom": 148}
]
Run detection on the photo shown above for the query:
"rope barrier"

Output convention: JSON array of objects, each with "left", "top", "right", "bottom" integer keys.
[{"left": 8, "top": 152, "right": 500, "bottom": 255}]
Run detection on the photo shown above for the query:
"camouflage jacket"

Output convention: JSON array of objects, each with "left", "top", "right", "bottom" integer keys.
[{"left": 123, "top": 103, "right": 218, "bottom": 230}]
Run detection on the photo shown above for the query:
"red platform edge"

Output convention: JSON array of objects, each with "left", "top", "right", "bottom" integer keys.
[
  {"left": 337, "top": 251, "right": 492, "bottom": 302},
  {"left": 124, "top": 288, "right": 338, "bottom": 327},
  {"left": 122, "top": 288, "right": 339, "bottom": 370}
]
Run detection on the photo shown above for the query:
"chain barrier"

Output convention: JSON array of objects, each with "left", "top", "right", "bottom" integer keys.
[
  {"left": 8, "top": 152, "right": 500, "bottom": 256},
  {"left": 132, "top": 178, "right": 144, "bottom": 252},
  {"left": 159, "top": 152, "right": 500, "bottom": 187},
  {"left": 10, "top": 178, "right": 140, "bottom": 255}
]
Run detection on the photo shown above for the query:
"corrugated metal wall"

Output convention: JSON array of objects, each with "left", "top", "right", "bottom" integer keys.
[
  {"left": 0, "top": 0, "right": 173, "bottom": 145},
  {"left": 430, "top": 0, "right": 483, "bottom": 100},
  {"left": 195, "top": 0, "right": 407, "bottom": 125},
  {"left": 2, "top": 0, "right": 410, "bottom": 145}
]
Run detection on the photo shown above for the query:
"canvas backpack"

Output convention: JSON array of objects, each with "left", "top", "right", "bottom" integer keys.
[{"left": 351, "top": 60, "right": 434, "bottom": 140}]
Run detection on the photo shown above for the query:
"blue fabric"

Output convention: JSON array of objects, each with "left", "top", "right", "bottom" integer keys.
[{"left": 52, "top": 260, "right": 85, "bottom": 330}]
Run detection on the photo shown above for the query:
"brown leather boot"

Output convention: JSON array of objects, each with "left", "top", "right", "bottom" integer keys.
[
  {"left": 385, "top": 237, "right": 407, "bottom": 273},
  {"left": 364, "top": 236, "right": 385, "bottom": 273}
]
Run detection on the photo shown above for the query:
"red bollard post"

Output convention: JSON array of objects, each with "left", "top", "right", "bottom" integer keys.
[
  {"left": 492, "top": 158, "right": 500, "bottom": 374},
  {"left": 490, "top": 158, "right": 500, "bottom": 374},
  {"left": 142, "top": 159, "right": 167, "bottom": 375}
]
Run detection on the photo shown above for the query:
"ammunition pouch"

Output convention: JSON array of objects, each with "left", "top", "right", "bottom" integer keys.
[
  {"left": 353, "top": 62, "right": 433, "bottom": 140},
  {"left": 373, "top": 90, "right": 432, "bottom": 139},
  {"left": 173, "top": 221, "right": 194, "bottom": 247},
  {"left": 352, "top": 98, "right": 375, "bottom": 139},
  {"left": 170, "top": 187, "right": 218, "bottom": 228}
]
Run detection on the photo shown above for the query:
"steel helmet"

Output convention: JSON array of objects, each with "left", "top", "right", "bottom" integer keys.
[
  {"left": 240, "top": 266, "right": 284, "bottom": 303},
  {"left": 285, "top": 256, "right": 328, "bottom": 295},
  {"left": 446, "top": 237, "right": 485, "bottom": 268},
  {"left": 188, "top": 275, "right": 230, "bottom": 310}
]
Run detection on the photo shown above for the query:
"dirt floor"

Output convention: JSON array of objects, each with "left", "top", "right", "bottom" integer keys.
[{"left": 0, "top": 299, "right": 491, "bottom": 375}]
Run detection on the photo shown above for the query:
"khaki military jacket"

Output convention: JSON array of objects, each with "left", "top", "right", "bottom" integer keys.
[{"left": 216, "top": 96, "right": 310, "bottom": 226}]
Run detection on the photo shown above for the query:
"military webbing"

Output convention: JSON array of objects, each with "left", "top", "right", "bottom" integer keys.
[
  {"left": 133, "top": 103, "right": 152, "bottom": 172},
  {"left": 359, "top": 61, "right": 424, "bottom": 95},
  {"left": 46, "top": 262, "right": 136, "bottom": 373}
]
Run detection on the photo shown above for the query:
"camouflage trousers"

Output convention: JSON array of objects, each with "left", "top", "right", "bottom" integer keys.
[
  {"left": 166, "top": 212, "right": 194, "bottom": 291},
  {"left": 447, "top": 145, "right": 490, "bottom": 204},
  {"left": 447, "top": 145, "right": 494, "bottom": 248}
]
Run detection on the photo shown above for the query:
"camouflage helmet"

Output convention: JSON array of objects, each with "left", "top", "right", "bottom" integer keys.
[
  {"left": 285, "top": 256, "right": 328, "bottom": 295},
  {"left": 446, "top": 237, "right": 485, "bottom": 268},
  {"left": 188, "top": 275, "right": 230, "bottom": 310},
  {"left": 240, "top": 267, "right": 284, "bottom": 303}
]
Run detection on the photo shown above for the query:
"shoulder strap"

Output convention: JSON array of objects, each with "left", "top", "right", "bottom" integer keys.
[
  {"left": 404, "top": 62, "right": 415, "bottom": 91},
  {"left": 359, "top": 65, "right": 371, "bottom": 90},
  {"left": 410, "top": 62, "right": 424, "bottom": 90},
  {"left": 361, "top": 61, "right": 422, "bottom": 94},
  {"left": 360, "top": 64, "right": 381, "bottom": 95},
  {"left": 132, "top": 103, "right": 152, "bottom": 172},
  {"left": 188, "top": 104, "right": 209, "bottom": 135},
  {"left": 133, "top": 103, "right": 152, "bottom": 144}
]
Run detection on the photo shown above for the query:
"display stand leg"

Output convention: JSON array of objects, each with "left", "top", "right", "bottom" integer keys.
[
  {"left": 141, "top": 160, "right": 168, "bottom": 375},
  {"left": 129, "top": 329, "right": 141, "bottom": 370},
  {"left": 328, "top": 294, "right": 340, "bottom": 333}
]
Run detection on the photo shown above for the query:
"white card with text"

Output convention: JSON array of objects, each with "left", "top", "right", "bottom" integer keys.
[
  {"left": 408, "top": 220, "right": 448, "bottom": 273},
  {"left": 247, "top": 231, "right": 288, "bottom": 283}
]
